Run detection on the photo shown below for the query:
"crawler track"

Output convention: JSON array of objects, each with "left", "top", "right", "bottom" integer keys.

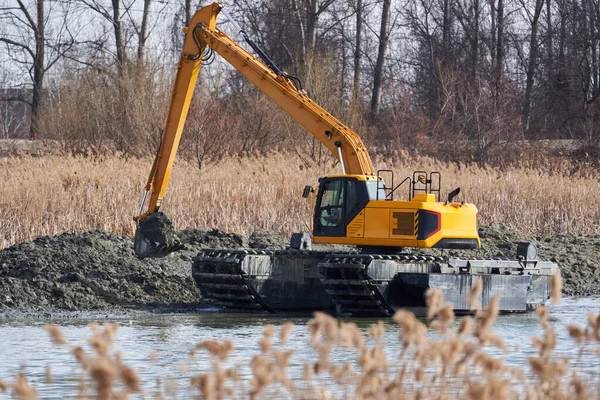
[
  {"left": 192, "top": 250, "right": 277, "bottom": 312},
  {"left": 191, "top": 247, "right": 559, "bottom": 316},
  {"left": 319, "top": 254, "right": 393, "bottom": 316},
  {"left": 318, "top": 253, "right": 446, "bottom": 316}
]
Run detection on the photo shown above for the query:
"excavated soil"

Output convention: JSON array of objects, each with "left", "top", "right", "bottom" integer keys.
[
  {"left": 0, "top": 227, "right": 261, "bottom": 313},
  {"left": 0, "top": 223, "right": 597, "bottom": 313}
]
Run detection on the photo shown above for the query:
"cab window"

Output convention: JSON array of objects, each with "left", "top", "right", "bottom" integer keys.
[
  {"left": 319, "top": 180, "right": 344, "bottom": 227},
  {"left": 366, "top": 181, "right": 386, "bottom": 200},
  {"left": 345, "top": 180, "right": 360, "bottom": 216}
]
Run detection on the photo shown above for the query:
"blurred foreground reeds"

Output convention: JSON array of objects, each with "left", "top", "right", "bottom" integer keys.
[
  {"left": 1, "top": 152, "right": 599, "bottom": 248},
  {"left": 2, "top": 275, "right": 599, "bottom": 399}
]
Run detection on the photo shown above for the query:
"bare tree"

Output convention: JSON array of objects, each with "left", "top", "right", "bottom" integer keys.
[
  {"left": 77, "top": 0, "right": 166, "bottom": 70},
  {"left": 136, "top": 0, "right": 151, "bottom": 61},
  {"left": 76, "top": 0, "right": 126, "bottom": 72},
  {"left": 494, "top": 0, "right": 504, "bottom": 101},
  {"left": 442, "top": 0, "right": 453, "bottom": 66},
  {"left": 454, "top": 0, "right": 481, "bottom": 79},
  {"left": 232, "top": 0, "right": 336, "bottom": 73},
  {"left": 0, "top": 0, "right": 74, "bottom": 138},
  {"left": 370, "top": 0, "right": 391, "bottom": 118},
  {"left": 352, "top": 0, "right": 363, "bottom": 102},
  {"left": 521, "top": 0, "right": 545, "bottom": 135},
  {"left": 127, "top": 0, "right": 168, "bottom": 62},
  {"left": 296, "top": 0, "right": 335, "bottom": 65},
  {"left": 185, "top": 0, "right": 191, "bottom": 25}
]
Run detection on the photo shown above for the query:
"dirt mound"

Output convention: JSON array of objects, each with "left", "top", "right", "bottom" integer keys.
[
  {"left": 248, "top": 230, "right": 288, "bottom": 249},
  {"left": 0, "top": 227, "right": 290, "bottom": 312},
  {"left": 0, "top": 224, "right": 597, "bottom": 312},
  {"left": 178, "top": 228, "right": 245, "bottom": 251},
  {"left": 0, "top": 231, "right": 203, "bottom": 312}
]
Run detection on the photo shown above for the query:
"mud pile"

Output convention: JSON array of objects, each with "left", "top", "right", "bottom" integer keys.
[
  {"left": 0, "top": 223, "right": 597, "bottom": 312},
  {"left": 0, "top": 227, "right": 268, "bottom": 313}
]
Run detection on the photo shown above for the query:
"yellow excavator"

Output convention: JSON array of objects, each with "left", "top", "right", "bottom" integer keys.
[
  {"left": 133, "top": 3, "right": 556, "bottom": 316},
  {"left": 133, "top": 2, "right": 479, "bottom": 259}
]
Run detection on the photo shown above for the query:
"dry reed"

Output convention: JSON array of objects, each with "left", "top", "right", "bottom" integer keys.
[{"left": 1, "top": 152, "right": 599, "bottom": 248}]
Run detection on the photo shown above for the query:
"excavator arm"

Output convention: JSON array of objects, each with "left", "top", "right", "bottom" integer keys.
[
  {"left": 135, "top": 4, "right": 219, "bottom": 223},
  {"left": 133, "top": 3, "right": 374, "bottom": 258}
]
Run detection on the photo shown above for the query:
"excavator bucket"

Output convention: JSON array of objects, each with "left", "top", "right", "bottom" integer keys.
[{"left": 134, "top": 212, "right": 183, "bottom": 258}]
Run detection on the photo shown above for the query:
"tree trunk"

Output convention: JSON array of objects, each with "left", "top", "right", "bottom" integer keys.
[
  {"left": 546, "top": 0, "right": 553, "bottom": 72},
  {"left": 352, "top": 0, "right": 363, "bottom": 102},
  {"left": 306, "top": 0, "right": 319, "bottom": 58},
  {"left": 185, "top": 0, "right": 191, "bottom": 25},
  {"left": 291, "top": 0, "right": 307, "bottom": 66},
  {"left": 442, "top": 0, "right": 452, "bottom": 66},
  {"left": 558, "top": 0, "right": 565, "bottom": 75},
  {"left": 523, "top": 0, "right": 544, "bottom": 135},
  {"left": 137, "top": 0, "right": 151, "bottom": 61},
  {"left": 370, "top": 0, "right": 391, "bottom": 119},
  {"left": 472, "top": 0, "right": 479, "bottom": 79},
  {"left": 589, "top": 0, "right": 598, "bottom": 97},
  {"left": 112, "top": 0, "right": 125, "bottom": 71},
  {"left": 494, "top": 0, "right": 504, "bottom": 101},
  {"left": 30, "top": 0, "right": 45, "bottom": 139},
  {"left": 490, "top": 0, "right": 496, "bottom": 69}
]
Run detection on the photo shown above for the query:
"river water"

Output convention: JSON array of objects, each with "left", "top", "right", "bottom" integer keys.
[{"left": 0, "top": 297, "right": 598, "bottom": 398}]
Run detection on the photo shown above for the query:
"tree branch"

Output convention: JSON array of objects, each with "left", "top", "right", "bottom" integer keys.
[
  {"left": 0, "top": 37, "right": 35, "bottom": 59},
  {"left": 15, "top": 0, "right": 38, "bottom": 34}
]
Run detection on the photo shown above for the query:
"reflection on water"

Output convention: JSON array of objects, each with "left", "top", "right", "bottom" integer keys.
[{"left": 0, "top": 297, "right": 598, "bottom": 397}]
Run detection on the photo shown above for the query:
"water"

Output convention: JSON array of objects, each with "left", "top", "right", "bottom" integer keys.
[{"left": 0, "top": 297, "right": 598, "bottom": 398}]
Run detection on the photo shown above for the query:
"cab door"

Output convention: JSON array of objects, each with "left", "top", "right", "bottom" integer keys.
[{"left": 313, "top": 178, "right": 368, "bottom": 237}]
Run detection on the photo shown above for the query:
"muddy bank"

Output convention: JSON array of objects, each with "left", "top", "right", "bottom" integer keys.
[
  {"left": 0, "top": 228, "right": 270, "bottom": 313},
  {"left": 0, "top": 223, "right": 597, "bottom": 312}
]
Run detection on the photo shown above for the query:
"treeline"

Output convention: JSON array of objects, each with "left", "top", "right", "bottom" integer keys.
[{"left": 1, "top": 0, "right": 600, "bottom": 166}]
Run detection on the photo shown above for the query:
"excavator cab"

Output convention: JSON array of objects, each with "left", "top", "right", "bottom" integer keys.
[
  {"left": 313, "top": 176, "right": 371, "bottom": 238},
  {"left": 311, "top": 174, "right": 480, "bottom": 250}
]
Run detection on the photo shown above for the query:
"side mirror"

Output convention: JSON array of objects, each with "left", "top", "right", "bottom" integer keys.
[{"left": 302, "top": 185, "right": 313, "bottom": 198}]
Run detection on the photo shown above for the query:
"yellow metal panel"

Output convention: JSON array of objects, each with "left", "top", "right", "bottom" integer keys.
[
  {"left": 419, "top": 203, "right": 479, "bottom": 248},
  {"left": 364, "top": 208, "right": 389, "bottom": 239},
  {"left": 346, "top": 211, "right": 364, "bottom": 237},
  {"left": 315, "top": 201, "right": 478, "bottom": 249},
  {"left": 411, "top": 193, "right": 435, "bottom": 202},
  {"left": 390, "top": 211, "right": 417, "bottom": 236}
]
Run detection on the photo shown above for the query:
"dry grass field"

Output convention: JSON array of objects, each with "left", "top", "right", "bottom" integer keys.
[{"left": 1, "top": 152, "right": 599, "bottom": 248}]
